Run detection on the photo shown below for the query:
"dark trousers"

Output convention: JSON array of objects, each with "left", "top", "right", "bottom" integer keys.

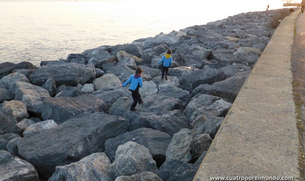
[
  {"left": 130, "top": 89, "right": 142, "bottom": 109},
  {"left": 162, "top": 66, "right": 169, "bottom": 79}
]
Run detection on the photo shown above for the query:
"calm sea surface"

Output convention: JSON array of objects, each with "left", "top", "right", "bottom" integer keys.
[{"left": 0, "top": 0, "right": 283, "bottom": 66}]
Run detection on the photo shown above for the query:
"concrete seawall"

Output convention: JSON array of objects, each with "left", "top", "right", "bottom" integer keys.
[{"left": 194, "top": 10, "right": 301, "bottom": 180}]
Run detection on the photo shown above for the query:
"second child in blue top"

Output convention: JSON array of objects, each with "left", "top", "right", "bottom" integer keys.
[
  {"left": 158, "top": 49, "right": 172, "bottom": 80},
  {"left": 122, "top": 67, "right": 143, "bottom": 111}
]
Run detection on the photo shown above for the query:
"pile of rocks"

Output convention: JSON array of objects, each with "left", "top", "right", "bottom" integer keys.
[{"left": 0, "top": 9, "right": 288, "bottom": 181}]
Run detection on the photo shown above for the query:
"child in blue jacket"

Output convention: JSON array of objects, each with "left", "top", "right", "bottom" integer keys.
[
  {"left": 121, "top": 67, "right": 143, "bottom": 111},
  {"left": 158, "top": 49, "right": 172, "bottom": 80}
]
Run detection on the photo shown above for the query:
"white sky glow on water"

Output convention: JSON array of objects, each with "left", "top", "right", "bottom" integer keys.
[{"left": 0, "top": 0, "right": 296, "bottom": 65}]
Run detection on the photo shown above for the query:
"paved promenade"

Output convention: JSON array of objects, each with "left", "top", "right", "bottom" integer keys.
[{"left": 194, "top": 10, "right": 302, "bottom": 181}]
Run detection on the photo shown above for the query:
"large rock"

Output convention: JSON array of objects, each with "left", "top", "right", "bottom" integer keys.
[
  {"left": 115, "top": 171, "right": 162, "bottom": 181},
  {"left": 183, "top": 94, "right": 232, "bottom": 121},
  {"left": 152, "top": 33, "right": 180, "bottom": 46},
  {"left": 233, "top": 47, "right": 262, "bottom": 65},
  {"left": 179, "top": 67, "right": 226, "bottom": 91},
  {"left": 29, "top": 62, "right": 96, "bottom": 87},
  {"left": 109, "top": 96, "right": 188, "bottom": 136},
  {"left": 0, "top": 88, "right": 13, "bottom": 103},
  {"left": 191, "top": 115, "right": 224, "bottom": 139},
  {"left": 55, "top": 86, "right": 87, "bottom": 98},
  {"left": 158, "top": 84, "right": 190, "bottom": 106},
  {"left": 0, "top": 72, "right": 30, "bottom": 90},
  {"left": 12, "top": 81, "right": 50, "bottom": 114},
  {"left": 191, "top": 134, "right": 212, "bottom": 159},
  {"left": 109, "top": 94, "right": 182, "bottom": 116},
  {"left": 139, "top": 80, "right": 158, "bottom": 96},
  {"left": 92, "top": 88, "right": 129, "bottom": 111},
  {"left": 93, "top": 73, "right": 122, "bottom": 90},
  {"left": 17, "top": 112, "right": 128, "bottom": 178},
  {"left": 110, "top": 141, "right": 158, "bottom": 177},
  {"left": 0, "top": 109, "right": 17, "bottom": 134},
  {"left": 42, "top": 78, "right": 57, "bottom": 97},
  {"left": 174, "top": 43, "right": 212, "bottom": 68},
  {"left": 117, "top": 51, "right": 142, "bottom": 66},
  {"left": 106, "top": 64, "right": 136, "bottom": 83},
  {"left": 49, "top": 152, "right": 112, "bottom": 181},
  {"left": 165, "top": 128, "right": 192, "bottom": 162},
  {"left": 110, "top": 44, "right": 143, "bottom": 57},
  {"left": 23, "top": 119, "right": 58, "bottom": 137},
  {"left": 11, "top": 119, "right": 36, "bottom": 136},
  {"left": 138, "top": 65, "right": 161, "bottom": 79},
  {"left": 0, "top": 150, "right": 39, "bottom": 181},
  {"left": 158, "top": 158, "right": 203, "bottom": 181},
  {"left": 2, "top": 100, "right": 29, "bottom": 121},
  {"left": 0, "top": 133, "right": 20, "bottom": 150},
  {"left": 41, "top": 94, "right": 107, "bottom": 124},
  {"left": 105, "top": 128, "right": 172, "bottom": 165},
  {"left": 192, "top": 70, "right": 250, "bottom": 102},
  {"left": 0, "top": 61, "right": 37, "bottom": 79}
]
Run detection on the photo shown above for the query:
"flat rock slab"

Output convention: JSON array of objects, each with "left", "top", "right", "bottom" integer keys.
[{"left": 17, "top": 112, "right": 128, "bottom": 178}]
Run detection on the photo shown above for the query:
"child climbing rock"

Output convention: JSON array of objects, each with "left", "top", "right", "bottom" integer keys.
[
  {"left": 121, "top": 67, "right": 144, "bottom": 111},
  {"left": 159, "top": 49, "right": 172, "bottom": 80}
]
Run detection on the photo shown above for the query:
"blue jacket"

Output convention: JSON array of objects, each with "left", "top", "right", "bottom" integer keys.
[
  {"left": 122, "top": 74, "right": 143, "bottom": 91},
  {"left": 159, "top": 54, "right": 172, "bottom": 68}
]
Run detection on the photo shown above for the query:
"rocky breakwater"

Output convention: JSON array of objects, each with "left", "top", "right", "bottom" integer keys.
[{"left": 0, "top": 9, "right": 289, "bottom": 181}]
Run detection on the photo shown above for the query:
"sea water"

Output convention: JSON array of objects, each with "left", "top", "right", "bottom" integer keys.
[{"left": 0, "top": 0, "right": 284, "bottom": 66}]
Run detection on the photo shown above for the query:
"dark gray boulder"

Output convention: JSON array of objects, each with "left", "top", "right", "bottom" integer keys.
[
  {"left": 138, "top": 65, "right": 160, "bottom": 78},
  {"left": 11, "top": 119, "right": 36, "bottom": 136},
  {"left": 66, "top": 53, "right": 86, "bottom": 64},
  {"left": 158, "top": 84, "right": 190, "bottom": 107},
  {"left": 110, "top": 141, "right": 158, "bottom": 178},
  {"left": 49, "top": 152, "right": 112, "bottom": 181},
  {"left": 0, "top": 61, "right": 37, "bottom": 79},
  {"left": 0, "top": 88, "right": 13, "bottom": 103},
  {"left": 42, "top": 78, "right": 56, "bottom": 97},
  {"left": 174, "top": 43, "right": 212, "bottom": 68},
  {"left": 109, "top": 94, "right": 182, "bottom": 116},
  {"left": 12, "top": 81, "right": 51, "bottom": 114},
  {"left": 41, "top": 94, "right": 107, "bottom": 124},
  {"left": 110, "top": 44, "right": 143, "bottom": 57},
  {"left": 6, "top": 136, "right": 22, "bottom": 156},
  {"left": 92, "top": 88, "right": 129, "bottom": 112},
  {"left": 192, "top": 70, "right": 250, "bottom": 102},
  {"left": 158, "top": 157, "right": 204, "bottom": 181},
  {"left": 0, "top": 150, "right": 39, "bottom": 181},
  {"left": 109, "top": 96, "right": 188, "bottom": 136},
  {"left": 191, "top": 133, "right": 212, "bottom": 160},
  {"left": 0, "top": 109, "right": 17, "bottom": 134},
  {"left": 105, "top": 128, "right": 172, "bottom": 165},
  {"left": 191, "top": 115, "right": 224, "bottom": 139},
  {"left": 128, "top": 111, "right": 189, "bottom": 136},
  {"left": 184, "top": 94, "right": 232, "bottom": 122},
  {"left": 0, "top": 133, "right": 20, "bottom": 150},
  {"left": 55, "top": 86, "right": 87, "bottom": 98},
  {"left": 29, "top": 62, "right": 96, "bottom": 87},
  {"left": 165, "top": 128, "right": 192, "bottom": 162},
  {"left": 211, "top": 48, "right": 236, "bottom": 65},
  {"left": 106, "top": 65, "right": 135, "bottom": 83},
  {"left": 140, "top": 50, "right": 158, "bottom": 65},
  {"left": 115, "top": 171, "right": 163, "bottom": 181},
  {"left": 179, "top": 67, "right": 226, "bottom": 91},
  {"left": 0, "top": 72, "right": 30, "bottom": 90},
  {"left": 17, "top": 112, "right": 128, "bottom": 178}
]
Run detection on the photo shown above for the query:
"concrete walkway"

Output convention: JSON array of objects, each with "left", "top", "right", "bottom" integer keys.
[{"left": 194, "top": 10, "right": 301, "bottom": 181}]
